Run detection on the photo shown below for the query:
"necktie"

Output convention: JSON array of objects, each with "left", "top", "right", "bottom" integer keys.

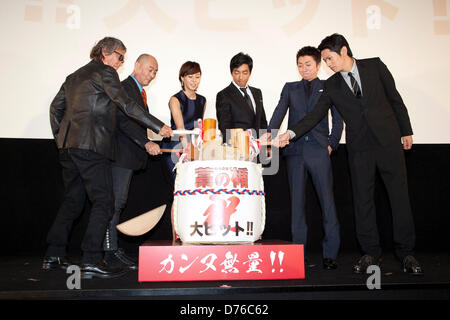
[
  {"left": 305, "top": 81, "right": 312, "bottom": 98},
  {"left": 141, "top": 88, "right": 148, "bottom": 112},
  {"left": 239, "top": 87, "right": 254, "bottom": 112},
  {"left": 348, "top": 72, "right": 362, "bottom": 98}
]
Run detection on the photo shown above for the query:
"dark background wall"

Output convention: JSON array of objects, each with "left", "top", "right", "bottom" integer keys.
[{"left": 1, "top": 138, "right": 449, "bottom": 257}]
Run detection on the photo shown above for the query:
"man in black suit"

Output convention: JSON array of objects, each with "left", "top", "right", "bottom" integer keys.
[
  {"left": 275, "top": 34, "right": 423, "bottom": 275},
  {"left": 103, "top": 54, "right": 162, "bottom": 270},
  {"left": 45, "top": 37, "right": 172, "bottom": 279},
  {"left": 216, "top": 52, "right": 268, "bottom": 142}
]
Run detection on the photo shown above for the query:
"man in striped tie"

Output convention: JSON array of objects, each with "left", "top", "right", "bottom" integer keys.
[{"left": 275, "top": 34, "right": 422, "bottom": 276}]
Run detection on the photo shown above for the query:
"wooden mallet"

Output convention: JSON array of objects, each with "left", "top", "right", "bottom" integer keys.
[{"left": 116, "top": 204, "right": 167, "bottom": 236}]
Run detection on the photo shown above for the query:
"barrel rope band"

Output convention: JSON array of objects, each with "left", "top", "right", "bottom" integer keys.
[{"left": 174, "top": 188, "right": 265, "bottom": 196}]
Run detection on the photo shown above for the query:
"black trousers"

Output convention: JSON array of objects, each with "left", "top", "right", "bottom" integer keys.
[
  {"left": 103, "top": 166, "right": 133, "bottom": 251},
  {"left": 347, "top": 144, "right": 415, "bottom": 261},
  {"left": 46, "top": 148, "right": 114, "bottom": 263}
]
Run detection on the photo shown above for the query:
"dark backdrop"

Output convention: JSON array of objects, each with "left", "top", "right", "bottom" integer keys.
[{"left": 1, "top": 138, "right": 449, "bottom": 257}]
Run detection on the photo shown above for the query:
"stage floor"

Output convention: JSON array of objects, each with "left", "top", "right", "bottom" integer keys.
[{"left": 1, "top": 251, "right": 449, "bottom": 300}]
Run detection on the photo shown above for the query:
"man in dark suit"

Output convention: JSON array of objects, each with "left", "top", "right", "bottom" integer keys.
[
  {"left": 103, "top": 54, "right": 162, "bottom": 270},
  {"left": 45, "top": 37, "right": 172, "bottom": 279},
  {"left": 216, "top": 52, "right": 268, "bottom": 142},
  {"left": 269, "top": 46, "right": 343, "bottom": 270},
  {"left": 275, "top": 34, "right": 423, "bottom": 275}
]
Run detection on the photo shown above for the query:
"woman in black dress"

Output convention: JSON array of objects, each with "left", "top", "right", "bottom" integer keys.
[{"left": 162, "top": 61, "right": 206, "bottom": 189}]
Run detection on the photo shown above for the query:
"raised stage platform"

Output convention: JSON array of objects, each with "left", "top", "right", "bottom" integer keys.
[
  {"left": 1, "top": 140, "right": 449, "bottom": 311},
  {"left": 1, "top": 251, "right": 449, "bottom": 301}
]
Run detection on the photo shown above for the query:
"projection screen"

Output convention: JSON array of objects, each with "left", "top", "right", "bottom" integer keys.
[{"left": 1, "top": 0, "right": 449, "bottom": 143}]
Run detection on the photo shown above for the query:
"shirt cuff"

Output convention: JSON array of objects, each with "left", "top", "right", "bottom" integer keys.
[{"left": 287, "top": 130, "right": 296, "bottom": 139}]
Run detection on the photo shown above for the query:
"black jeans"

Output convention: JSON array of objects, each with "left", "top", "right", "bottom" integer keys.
[
  {"left": 103, "top": 166, "right": 133, "bottom": 251},
  {"left": 46, "top": 148, "right": 114, "bottom": 264}
]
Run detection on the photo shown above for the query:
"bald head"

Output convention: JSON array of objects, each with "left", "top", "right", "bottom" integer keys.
[
  {"left": 136, "top": 54, "right": 156, "bottom": 64},
  {"left": 132, "top": 54, "right": 158, "bottom": 87}
]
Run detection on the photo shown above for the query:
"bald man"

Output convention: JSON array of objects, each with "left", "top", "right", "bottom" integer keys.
[{"left": 103, "top": 54, "right": 162, "bottom": 269}]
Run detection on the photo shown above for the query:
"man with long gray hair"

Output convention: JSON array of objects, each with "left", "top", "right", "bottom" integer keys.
[{"left": 44, "top": 37, "right": 172, "bottom": 279}]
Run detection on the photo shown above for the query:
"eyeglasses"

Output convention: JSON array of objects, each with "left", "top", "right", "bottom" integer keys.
[{"left": 113, "top": 50, "right": 124, "bottom": 62}]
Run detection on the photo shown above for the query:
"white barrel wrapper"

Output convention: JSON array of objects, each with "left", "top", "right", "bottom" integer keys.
[{"left": 173, "top": 160, "right": 265, "bottom": 244}]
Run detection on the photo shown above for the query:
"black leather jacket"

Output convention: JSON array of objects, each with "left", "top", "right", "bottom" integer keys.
[{"left": 50, "top": 60, "right": 164, "bottom": 160}]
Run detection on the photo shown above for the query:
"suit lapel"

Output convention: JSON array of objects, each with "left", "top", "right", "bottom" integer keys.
[
  {"left": 293, "top": 81, "right": 305, "bottom": 105},
  {"left": 355, "top": 60, "right": 372, "bottom": 106},
  {"left": 127, "top": 76, "right": 146, "bottom": 110},
  {"left": 335, "top": 73, "right": 356, "bottom": 101},
  {"left": 249, "top": 86, "right": 261, "bottom": 127},
  {"left": 227, "top": 83, "right": 255, "bottom": 116}
]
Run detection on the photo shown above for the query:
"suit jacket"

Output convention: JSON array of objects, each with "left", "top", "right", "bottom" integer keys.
[
  {"left": 216, "top": 83, "right": 268, "bottom": 139},
  {"left": 289, "top": 58, "right": 413, "bottom": 152},
  {"left": 50, "top": 60, "right": 164, "bottom": 160},
  {"left": 269, "top": 79, "right": 343, "bottom": 156},
  {"left": 112, "top": 76, "right": 150, "bottom": 170}
]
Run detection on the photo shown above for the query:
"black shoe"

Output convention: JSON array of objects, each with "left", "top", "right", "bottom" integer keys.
[
  {"left": 323, "top": 258, "right": 338, "bottom": 270},
  {"left": 304, "top": 257, "right": 317, "bottom": 268},
  {"left": 352, "top": 255, "right": 380, "bottom": 274},
  {"left": 42, "top": 256, "right": 72, "bottom": 271},
  {"left": 402, "top": 255, "right": 424, "bottom": 276},
  {"left": 104, "top": 248, "right": 137, "bottom": 270},
  {"left": 80, "top": 261, "right": 127, "bottom": 279}
]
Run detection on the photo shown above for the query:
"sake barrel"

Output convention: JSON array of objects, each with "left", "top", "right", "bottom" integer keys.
[{"left": 173, "top": 160, "right": 265, "bottom": 244}]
